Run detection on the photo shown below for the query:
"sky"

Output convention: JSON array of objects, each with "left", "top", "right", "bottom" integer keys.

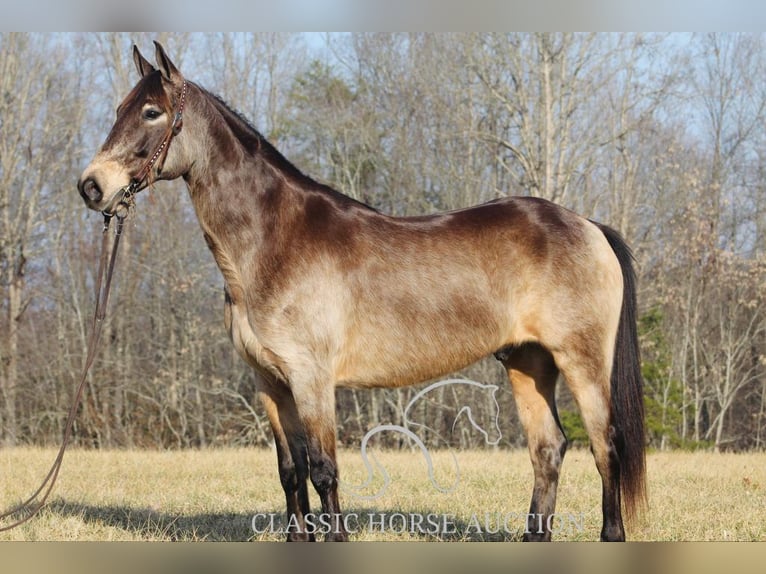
[{"left": 2, "top": 0, "right": 766, "bottom": 32}]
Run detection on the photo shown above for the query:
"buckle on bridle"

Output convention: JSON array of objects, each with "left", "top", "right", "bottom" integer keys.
[
  {"left": 102, "top": 180, "right": 140, "bottom": 218},
  {"left": 172, "top": 111, "right": 184, "bottom": 135}
]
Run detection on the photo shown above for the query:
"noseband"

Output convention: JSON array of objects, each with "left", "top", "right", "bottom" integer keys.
[{"left": 102, "top": 79, "right": 188, "bottom": 217}]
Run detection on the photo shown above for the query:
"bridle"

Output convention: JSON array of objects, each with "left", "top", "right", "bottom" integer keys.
[
  {"left": 0, "top": 80, "right": 187, "bottom": 533},
  {"left": 101, "top": 79, "right": 188, "bottom": 217}
]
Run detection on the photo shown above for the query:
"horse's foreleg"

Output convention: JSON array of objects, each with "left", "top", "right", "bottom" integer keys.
[
  {"left": 258, "top": 383, "right": 314, "bottom": 541},
  {"left": 292, "top": 380, "right": 348, "bottom": 542},
  {"left": 227, "top": 294, "right": 315, "bottom": 541},
  {"left": 499, "top": 344, "right": 566, "bottom": 542}
]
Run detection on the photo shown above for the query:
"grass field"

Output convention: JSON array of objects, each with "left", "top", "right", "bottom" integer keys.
[{"left": 1, "top": 447, "right": 764, "bottom": 541}]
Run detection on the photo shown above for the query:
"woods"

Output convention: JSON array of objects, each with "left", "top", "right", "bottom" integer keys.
[{"left": 1, "top": 32, "right": 765, "bottom": 452}]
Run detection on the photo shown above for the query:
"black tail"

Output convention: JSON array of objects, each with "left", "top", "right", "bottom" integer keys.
[{"left": 596, "top": 223, "right": 647, "bottom": 522}]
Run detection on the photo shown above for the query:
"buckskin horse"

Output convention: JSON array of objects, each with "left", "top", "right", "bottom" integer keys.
[{"left": 78, "top": 42, "right": 645, "bottom": 541}]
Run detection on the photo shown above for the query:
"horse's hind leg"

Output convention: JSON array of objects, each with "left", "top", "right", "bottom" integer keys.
[
  {"left": 257, "top": 378, "right": 314, "bottom": 541},
  {"left": 497, "top": 343, "right": 566, "bottom": 542},
  {"left": 553, "top": 349, "right": 625, "bottom": 541}
]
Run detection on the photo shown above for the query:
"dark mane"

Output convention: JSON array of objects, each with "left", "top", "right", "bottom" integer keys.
[
  {"left": 200, "top": 85, "right": 319, "bottom": 186},
  {"left": 197, "top": 83, "right": 375, "bottom": 212}
]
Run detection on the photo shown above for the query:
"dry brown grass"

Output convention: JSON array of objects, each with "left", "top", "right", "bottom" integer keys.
[{"left": 1, "top": 447, "right": 764, "bottom": 541}]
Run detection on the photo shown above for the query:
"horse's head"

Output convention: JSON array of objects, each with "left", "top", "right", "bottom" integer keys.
[{"left": 78, "top": 42, "right": 188, "bottom": 215}]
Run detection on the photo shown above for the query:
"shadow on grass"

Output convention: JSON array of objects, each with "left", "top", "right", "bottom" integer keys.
[
  {"left": 48, "top": 501, "right": 523, "bottom": 541},
  {"left": 48, "top": 500, "right": 257, "bottom": 541}
]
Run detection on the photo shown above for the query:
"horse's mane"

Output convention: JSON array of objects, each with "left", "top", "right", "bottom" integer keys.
[
  {"left": 199, "top": 84, "right": 320, "bottom": 188},
  {"left": 196, "top": 82, "right": 377, "bottom": 212}
]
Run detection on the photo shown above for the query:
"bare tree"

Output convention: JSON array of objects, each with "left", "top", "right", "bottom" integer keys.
[
  {"left": 0, "top": 33, "right": 87, "bottom": 445},
  {"left": 3, "top": 33, "right": 766, "bottom": 452},
  {"left": 199, "top": 33, "right": 306, "bottom": 140},
  {"left": 691, "top": 33, "right": 766, "bottom": 251}
]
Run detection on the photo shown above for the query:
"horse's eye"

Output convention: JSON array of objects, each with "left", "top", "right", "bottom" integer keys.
[{"left": 143, "top": 108, "right": 163, "bottom": 121}]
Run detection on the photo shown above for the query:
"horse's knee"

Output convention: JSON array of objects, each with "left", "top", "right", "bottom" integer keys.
[
  {"left": 309, "top": 454, "right": 338, "bottom": 494},
  {"left": 278, "top": 458, "right": 299, "bottom": 492}
]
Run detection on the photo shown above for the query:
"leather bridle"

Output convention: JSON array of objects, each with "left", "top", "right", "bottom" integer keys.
[{"left": 101, "top": 79, "right": 188, "bottom": 217}]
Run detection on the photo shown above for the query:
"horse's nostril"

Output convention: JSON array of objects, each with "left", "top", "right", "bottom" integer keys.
[{"left": 79, "top": 178, "right": 102, "bottom": 203}]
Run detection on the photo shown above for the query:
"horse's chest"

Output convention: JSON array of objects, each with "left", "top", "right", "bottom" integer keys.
[{"left": 223, "top": 292, "right": 288, "bottom": 382}]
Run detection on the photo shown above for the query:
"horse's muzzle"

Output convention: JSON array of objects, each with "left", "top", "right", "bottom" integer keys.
[{"left": 78, "top": 177, "right": 103, "bottom": 206}]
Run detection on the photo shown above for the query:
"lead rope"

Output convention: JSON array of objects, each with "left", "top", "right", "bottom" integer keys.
[{"left": 0, "top": 213, "right": 126, "bottom": 532}]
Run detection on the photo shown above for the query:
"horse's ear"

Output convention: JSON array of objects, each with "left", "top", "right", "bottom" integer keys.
[
  {"left": 132, "top": 45, "right": 155, "bottom": 78},
  {"left": 154, "top": 41, "right": 181, "bottom": 82}
]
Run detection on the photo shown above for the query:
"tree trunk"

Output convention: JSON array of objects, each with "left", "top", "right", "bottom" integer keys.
[{"left": 2, "top": 269, "right": 23, "bottom": 446}]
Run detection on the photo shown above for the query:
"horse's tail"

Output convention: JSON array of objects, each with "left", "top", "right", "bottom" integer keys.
[{"left": 595, "top": 222, "right": 647, "bottom": 522}]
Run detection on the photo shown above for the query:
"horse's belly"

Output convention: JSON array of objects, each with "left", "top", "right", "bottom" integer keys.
[{"left": 334, "top": 308, "right": 505, "bottom": 389}]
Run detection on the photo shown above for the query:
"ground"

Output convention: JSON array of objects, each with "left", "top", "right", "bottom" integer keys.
[{"left": 1, "top": 447, "right": 764, "bottom": 541}]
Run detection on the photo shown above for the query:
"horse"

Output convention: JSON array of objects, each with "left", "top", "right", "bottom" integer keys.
[
  {"left": 343, "top": 378, "right": 502, "bottom": 500},
  {"left": 77, "top": 42, "right": 645, "bottom": 541}
]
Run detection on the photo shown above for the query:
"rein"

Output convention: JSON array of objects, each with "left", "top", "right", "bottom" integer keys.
[
  {"left": 0, "top": 78, "right": 187, "bottom": 533},
  {"left": 0, "top": 214, "right": 126, "bottom": 532}
]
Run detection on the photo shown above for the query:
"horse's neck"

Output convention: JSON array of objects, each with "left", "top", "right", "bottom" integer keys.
[{"left": 182, "top": 119, "right": 296, "bottom": 301}]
